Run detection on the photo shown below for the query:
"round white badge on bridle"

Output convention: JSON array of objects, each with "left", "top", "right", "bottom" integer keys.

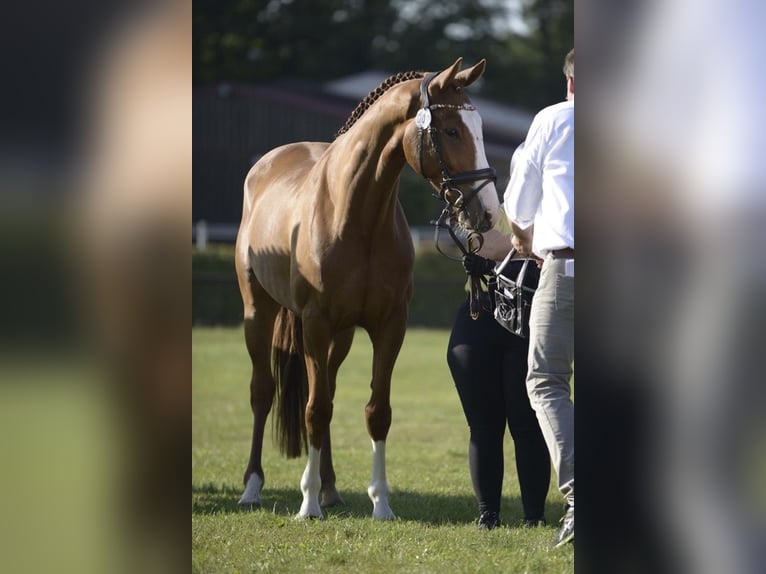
[{"left": 415, "top": 108, "right": 431, "bottom": 129}]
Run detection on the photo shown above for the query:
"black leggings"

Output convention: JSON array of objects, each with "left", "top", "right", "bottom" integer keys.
[{"left": 447, "top": 298, "right": 550, "bottom": 520}]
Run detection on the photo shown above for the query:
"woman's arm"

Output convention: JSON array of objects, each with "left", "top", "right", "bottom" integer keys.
[{"left": 476, "top": 229, "right": 513, "bottom": 261}]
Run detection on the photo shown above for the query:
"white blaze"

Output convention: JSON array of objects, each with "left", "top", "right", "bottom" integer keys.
[{"left": 460, "top": 109, "right": 499, "bottom": 226}]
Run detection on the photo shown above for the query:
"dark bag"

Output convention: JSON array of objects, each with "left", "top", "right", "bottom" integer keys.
[{"left": 487, "top": 249, "right": 540, "bottom": 338}]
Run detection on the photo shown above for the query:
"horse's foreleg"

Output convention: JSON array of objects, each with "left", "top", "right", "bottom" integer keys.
[
  {"left": 297, "top": 314, "right": 333, "bottom": 519},
  {"left": 320, "top": 327, "right": 355, "bottom": 508},
  {"left": 368, "top": 440, "right": 393, "bottom": 520},
  {"left": 365, "top": 310, "right": 407, "bottom": 520}
]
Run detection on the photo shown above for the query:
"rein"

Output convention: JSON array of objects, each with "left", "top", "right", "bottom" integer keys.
[
  {"left": 430, "top": 206, "right": 487, "bottom": 320},
  {"left": 416, "top": 73, "right": 497, "bottom": 211}
]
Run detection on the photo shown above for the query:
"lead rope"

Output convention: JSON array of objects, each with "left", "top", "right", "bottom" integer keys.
[{"left": 430, "top": 207, "right": 485, "bottom": 320}]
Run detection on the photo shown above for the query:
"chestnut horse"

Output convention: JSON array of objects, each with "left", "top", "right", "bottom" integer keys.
[{"left": 235, "top": 58, "right": 498, "bottom": 519}]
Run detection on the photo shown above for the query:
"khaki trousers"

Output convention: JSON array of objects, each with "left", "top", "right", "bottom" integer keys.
[{"left": 527, "top": 254, "right": 575, "bottom": 508}]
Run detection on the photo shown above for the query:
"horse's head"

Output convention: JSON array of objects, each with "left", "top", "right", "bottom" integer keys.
[{"left": 404, "top": 58, "right": 499, "bottom": 233}]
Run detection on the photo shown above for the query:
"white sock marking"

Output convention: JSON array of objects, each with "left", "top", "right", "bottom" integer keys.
[
  {"left": 368, "top": 439, "right": 396, "bottom": 520},
  {"left": 298, "top": 446, "right": 323, "bottom": 519}
]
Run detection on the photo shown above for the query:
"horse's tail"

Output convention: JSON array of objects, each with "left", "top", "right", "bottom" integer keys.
[{"left": 272, "top": 307, "right": 308, "bottom": 458}]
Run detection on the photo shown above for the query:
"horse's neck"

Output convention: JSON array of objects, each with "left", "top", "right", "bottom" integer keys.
[{"left": 327, "top": 105, "right": 409, "bottom": 236}]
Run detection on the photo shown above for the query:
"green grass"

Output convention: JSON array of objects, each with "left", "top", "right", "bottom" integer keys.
[{"left": 193, "top": 327, "right": 573, "bottom": 573}]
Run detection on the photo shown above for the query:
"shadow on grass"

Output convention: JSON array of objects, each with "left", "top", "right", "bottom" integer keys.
[{"left": 193, "top": 482, "right": 566, "bottom": 527}]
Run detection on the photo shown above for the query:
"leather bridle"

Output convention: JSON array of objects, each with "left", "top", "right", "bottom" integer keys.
[
  {"left": 416, "top": 72, "right": 497, "bottom": 320},
  {"left": 416, "top": 72, "right": 497, "bottom": 212}
]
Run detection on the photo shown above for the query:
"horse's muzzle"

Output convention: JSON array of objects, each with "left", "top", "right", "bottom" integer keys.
[{"left": 442, "top": 171, "right": 498, "bottom": 233}]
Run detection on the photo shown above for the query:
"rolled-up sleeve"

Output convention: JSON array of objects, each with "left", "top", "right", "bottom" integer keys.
[{"left": 503, "top": 120, "right": 544, "bottom": 229}]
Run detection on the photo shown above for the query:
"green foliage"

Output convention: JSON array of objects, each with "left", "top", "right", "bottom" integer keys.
[
  {"left": 377, "top": 0, "right": 510, "bottom": 75},
  {"left": 192, "top": 245, "right": 242, "bottom": 326},
  {"left": 194, "top": 0, "right": 400, "bottom": 84},
  {"left": 192, "top": 326, "right": 573, "bottom": 573},
  {"left": 481, "top": 1, "right": 574, "bottom": 110},
  {"left": 194, "top": 0, "right": 574, "bottom": 112}
]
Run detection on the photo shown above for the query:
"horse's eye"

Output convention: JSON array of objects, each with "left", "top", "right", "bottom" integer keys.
[{"left": 445, "top": 128, "right": 459, "bottom": 138}]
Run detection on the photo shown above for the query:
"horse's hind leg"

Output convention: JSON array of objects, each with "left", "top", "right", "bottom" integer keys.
[
  {"left": 365, "top": 310, "right": 407, "bottom": 520},
  {"left": 237, "top": 269, "right": 279, "bottom": 508},
  {"left": 320, "top": 326, "right": 355, "bottom": 508}
]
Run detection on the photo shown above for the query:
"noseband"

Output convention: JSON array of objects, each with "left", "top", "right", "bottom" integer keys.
[{"left": 416, "top": 72, "right": 497, "bottom": 211}]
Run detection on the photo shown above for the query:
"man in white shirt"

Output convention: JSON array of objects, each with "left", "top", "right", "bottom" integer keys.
[{"left": 504, "top": 48, "right": 575, "bottom": 548}]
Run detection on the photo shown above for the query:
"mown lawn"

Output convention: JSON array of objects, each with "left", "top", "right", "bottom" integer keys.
[{"left": 192, "top": 326, "right": 573, "bottom": 573}]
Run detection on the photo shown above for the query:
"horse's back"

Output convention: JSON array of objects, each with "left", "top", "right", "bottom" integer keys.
[{"left": 242, "top": 142, "right": 329, "bottom": 220}]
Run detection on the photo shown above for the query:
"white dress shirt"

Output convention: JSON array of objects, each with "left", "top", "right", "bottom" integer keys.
[{"left": 503, "top": 100, "right": 574, "bottom": 256}]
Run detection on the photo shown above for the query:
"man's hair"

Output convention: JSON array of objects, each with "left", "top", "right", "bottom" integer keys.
[{"left": 563, "top": 49, "right": 574, "bottom": 78}]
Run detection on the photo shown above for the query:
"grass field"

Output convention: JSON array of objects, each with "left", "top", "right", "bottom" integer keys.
[{"left": 193, "top": 326, "right": 573, "bottom": 573}]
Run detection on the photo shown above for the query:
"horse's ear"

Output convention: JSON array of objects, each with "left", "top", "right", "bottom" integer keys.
[
  {"left": 430, "top": 57, "right": 485, "bottom": 94},
  {"left": 430, "top": 58, "right": 463, "bottom": 94},
  {"left": 453, "top": 59, "right": 486, "bottom": 88}
]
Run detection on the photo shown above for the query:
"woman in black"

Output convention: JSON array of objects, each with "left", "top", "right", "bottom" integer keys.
[{"left": 447, "top": 230, "right": 551, "bottom": 529}]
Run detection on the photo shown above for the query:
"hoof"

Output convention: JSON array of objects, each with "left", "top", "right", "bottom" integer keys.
[
  {"left": 368, "top": 485, "right": 395, "bottom": 520},
  {"left": 238, "top": 474, "right": 263, "bottom": 508},
  {"left": 298, "top": 496, "right": 324, "bottom": 520},
  {"left": 320, "top": 488, "right": 345, "bottom": 508}
]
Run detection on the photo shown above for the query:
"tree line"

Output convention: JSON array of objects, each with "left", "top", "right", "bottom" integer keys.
[{"left": 194, "top": 0, "right": 574, "bottom": 112}]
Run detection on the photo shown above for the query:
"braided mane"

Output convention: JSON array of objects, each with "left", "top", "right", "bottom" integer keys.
[{"left": 334, "top": 70, "right": 425, "bottom": 138}]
